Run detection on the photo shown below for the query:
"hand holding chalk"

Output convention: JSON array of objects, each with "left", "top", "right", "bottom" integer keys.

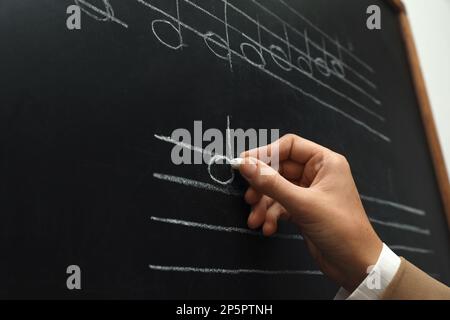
[{"left": 235, "top": 134, "right": 382, "bottom": 293}]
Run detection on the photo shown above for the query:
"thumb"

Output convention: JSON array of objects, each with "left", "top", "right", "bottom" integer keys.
[{"left": 238, "top": 157, "right": 310, "bottom": 211}]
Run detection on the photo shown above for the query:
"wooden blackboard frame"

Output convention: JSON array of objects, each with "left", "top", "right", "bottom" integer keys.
[{"left": 385, "top": 0, "right": 450, "bottom": 230}]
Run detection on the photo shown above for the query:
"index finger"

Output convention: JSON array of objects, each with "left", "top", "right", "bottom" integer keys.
[{"left": 240, "top": 134, "right": 325, "bottom": 165}]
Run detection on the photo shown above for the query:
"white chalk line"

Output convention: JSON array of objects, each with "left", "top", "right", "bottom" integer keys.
[
  {"left": 360, "top": 194, "right": 426, "bottom": 216},
  {"left": 153, "top": 172, "right": 242, "bottom": 196},
  {"left": 149, "top": 264, "right": 323, "bottom": 275},
  {"left": 75, "top": 0, "right": 128, "bottom": 28},
  {"left": 150, "top": 215, "right": 304, "bottom": 240},
  {"left": 226, "top": 115, "right": 233, "bottom": 159},
  {"left": 369, "top": 218, "right": 430, "bottom": 235},
  {"left": 276, "top": 0, "right": 375, "bottom": 73},
  {"left": 175, "top": 0, "right": 184, "bottom": 47},
  {"left": 389, "top": 245, "right": 433, "bottom": 254},
  {"left": 154, "top": 134, "right": 235, "bottom": 186},
  {"left": 137, "top": 0, "right": 390, "bottom": 142},
  {"left": 150, "top": 216, "right": 433, "bottom": 254},
  {"left": 154, "top": 134, "right": 213, "bottom": 156},
  {"left": 247, "top": 0, "right": 377, "bottom": 86},
  {"left": 182, "top": 0, "right": 384, "bottom": 120}
]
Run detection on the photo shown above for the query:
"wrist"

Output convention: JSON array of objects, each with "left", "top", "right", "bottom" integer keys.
[{"left": 342, "top": 236, "right": 383, "bottom": 292}]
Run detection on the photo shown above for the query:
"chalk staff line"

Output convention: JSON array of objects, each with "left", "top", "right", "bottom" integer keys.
[
  {"left": 150, "top": 215, "right": 304, "bottom": 240},
  {"left": 150, "top": 215, "right": 433, "bottom": 254},
  {"left": 154, "top": 134, "right": 213, "bottom": 157},
  {"left": 369, "top": 218, "right": 430, "bottom": 235},
  {"left": 75, "top": 0, "right": 128, "bottom": 28},
  {"left": 149, "top": 264, "right": 323, "bottom": 275},
  {"left": 360, "top": 195, "right": 426, "bottom": 216},
  {"left": 153, "top": 172, "right": 242, "bottom": 196}
]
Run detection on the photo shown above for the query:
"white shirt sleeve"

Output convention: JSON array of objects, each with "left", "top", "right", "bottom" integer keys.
[{"left": 334, "top": 243, "right": 401, "bottom": 300}]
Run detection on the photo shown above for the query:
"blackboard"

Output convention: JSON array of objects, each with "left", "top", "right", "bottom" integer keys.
[{"left": 0, "top": 0, "right": 449, "bottom": 299}]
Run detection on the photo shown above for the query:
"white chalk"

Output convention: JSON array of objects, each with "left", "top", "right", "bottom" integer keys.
[{"left": 229, "top": 158, "right": 245, "bottom": 169}]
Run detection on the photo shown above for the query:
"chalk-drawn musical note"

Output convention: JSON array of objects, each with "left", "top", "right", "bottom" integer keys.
[
  {"left": 73, "top": 0, "right": 388, "bottom": 140},
  {"left": 151, "top": 19, "right": 184, "bottom": 50}
]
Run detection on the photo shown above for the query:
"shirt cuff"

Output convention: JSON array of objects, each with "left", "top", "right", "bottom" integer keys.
[{"left": 334, "top": 243, "right": 401, "bottom": 300}]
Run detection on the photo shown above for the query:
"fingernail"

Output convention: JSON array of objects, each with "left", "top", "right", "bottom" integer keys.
[
  {"left": 229, "top": 158, "right": 244, "bottom": 169},
  {"left": 239, "top": 158, "right": 258, "bottom": 179}
]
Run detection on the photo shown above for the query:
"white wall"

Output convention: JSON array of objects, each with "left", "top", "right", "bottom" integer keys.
[{"left": 402, "top": 0, "right": 450, "bottom": 178}]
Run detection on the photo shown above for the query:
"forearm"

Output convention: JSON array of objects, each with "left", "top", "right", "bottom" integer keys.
[{"left": 335, "top": 244, "right": 450, "bottom": 300}]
